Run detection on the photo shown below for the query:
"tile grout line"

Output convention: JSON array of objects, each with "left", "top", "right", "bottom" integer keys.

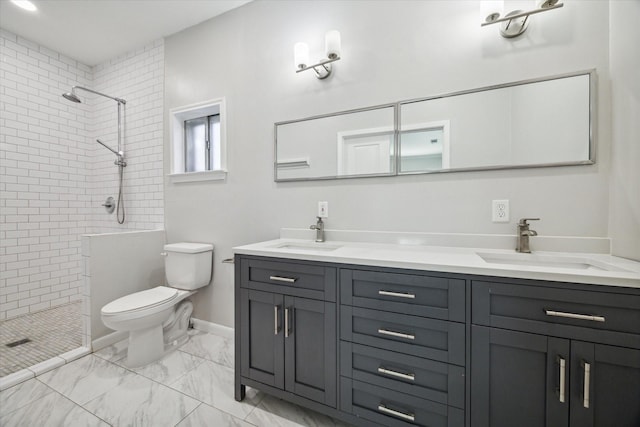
[
  {"left": 171, "top": 402, "right": 202, "bottom": 427},
  {"left": 34, "top": 378, "right": 115, "bottom": 427}
]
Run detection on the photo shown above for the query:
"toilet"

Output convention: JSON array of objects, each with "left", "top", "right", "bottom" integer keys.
[{"left": 101, "top": 242, "right": 213, "bottom": 367}]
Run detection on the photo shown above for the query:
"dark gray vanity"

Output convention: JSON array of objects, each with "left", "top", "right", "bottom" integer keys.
[{"left": 234, "top": 253, "right": 640, "bottom": 427}]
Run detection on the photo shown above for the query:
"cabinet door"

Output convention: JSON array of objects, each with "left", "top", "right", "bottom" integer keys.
[
  {"left": 240, "top": 289, "right": 284, "bottom": 389},
  {"left": 284, "top": 296, "right": 337, "bottom": 408},
  {"left": 570, "top": 342, "right": 640, "bottom": 427},
  {"left": 471, "top": 325, "right": 569, "bottom": 427}
]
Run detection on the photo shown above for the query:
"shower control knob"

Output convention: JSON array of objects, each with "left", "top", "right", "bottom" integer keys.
[{"left": 102, "top": 196, "right": 116, "bottom": 214}]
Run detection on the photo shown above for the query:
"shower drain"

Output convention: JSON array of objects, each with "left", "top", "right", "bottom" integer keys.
[{"left": 5, "top": 338, "right": 31, "bottom": 348}]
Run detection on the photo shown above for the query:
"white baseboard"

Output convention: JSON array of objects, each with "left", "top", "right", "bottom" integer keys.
[
  {"left": 191, "top": 318, "right": 234, "bottom": 340},
  {"left": 91, "top": 331, "right": 128, "bottom": 352}
]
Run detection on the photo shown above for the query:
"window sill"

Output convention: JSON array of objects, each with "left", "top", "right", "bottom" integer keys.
[{"left": 168, "top": 170, "right": 227, "bottom": 183}]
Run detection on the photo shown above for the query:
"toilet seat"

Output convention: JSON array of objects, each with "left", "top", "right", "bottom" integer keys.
[{"left": 102, "top": 286, "right": 179, "bottom": 318}]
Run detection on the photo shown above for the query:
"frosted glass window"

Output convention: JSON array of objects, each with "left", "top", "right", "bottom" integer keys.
[{"left": 184, "top": 114, "right": 221, "bottom": 172}]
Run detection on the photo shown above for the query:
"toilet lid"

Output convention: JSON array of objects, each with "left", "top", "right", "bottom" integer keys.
[{"left": 102, "top": 286, "right": 179, "bottom": 315}]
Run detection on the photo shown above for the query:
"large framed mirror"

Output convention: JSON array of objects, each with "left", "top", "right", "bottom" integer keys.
[
  {"left": 399, "top": 71, "right": 594, "bottom": 174},
  {"left": 274, "top": 70, "right": 594, "bottom": 182}
]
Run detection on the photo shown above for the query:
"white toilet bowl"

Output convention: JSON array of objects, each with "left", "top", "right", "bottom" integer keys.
[{"left": 100, "top": 242, "right": 213, "bottom": 368}]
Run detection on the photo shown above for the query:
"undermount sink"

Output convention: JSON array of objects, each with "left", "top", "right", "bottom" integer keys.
[
  {"left": 272, "top": 242, "right": 342, "bottom": 252},
  {"left": 477, "top": 252, "right": 629, "bottom": 272}
]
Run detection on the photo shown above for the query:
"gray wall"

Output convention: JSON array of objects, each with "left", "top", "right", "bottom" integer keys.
[
  {"left": 164, "top": 0, "right": 615, "bottom": 327},
  {"left": 609, "top": 0, "right": 640, "bottom": 261}
]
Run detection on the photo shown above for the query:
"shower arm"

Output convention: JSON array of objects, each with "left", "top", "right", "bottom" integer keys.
[
  {"left": 96, "top": 138, "right": 119, "bottom": 156},
  {"left": 71, "top": 86, "right": 126, "bottom": 105},
  {"left": 97, "top": 139, "right": 126, "bottom": 167}
]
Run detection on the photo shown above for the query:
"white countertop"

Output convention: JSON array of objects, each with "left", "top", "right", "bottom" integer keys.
[{"left": 234, "top": 238, "right": 640, "bottom": 289}]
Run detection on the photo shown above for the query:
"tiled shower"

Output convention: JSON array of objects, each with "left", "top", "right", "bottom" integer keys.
[{"left": 0, "top": 29, "right": 165, "bottom": 376}]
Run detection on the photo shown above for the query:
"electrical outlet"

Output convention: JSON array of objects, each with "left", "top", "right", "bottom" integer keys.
[
  {"left": 318, "top": 201, "right": 329, "bottom": 218},
  {"left": 492, "top": 199, "right": 509, "bottom": 222}
]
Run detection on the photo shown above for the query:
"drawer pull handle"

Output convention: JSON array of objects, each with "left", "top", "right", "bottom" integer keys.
[
  {"left": 378, "top": 367, "right": 415, "bottom": 381},
  {"left": 544, "top": 310, "right": 605, "bottom": 322},
  {"left": 378, "top": 290, "right": 416, "bottom": 299},
  {"left": 582, "top": 361, "right": 591, "bottom": 408},
  {"left": 557, "top": 356, "right": 566, "bottom": 403},
  {"left": 274, "top": 306, "right": 280, "bottom": 335},
  {"left": 377, "top": 404, "right": 415, "bottom": 422},
  {"left": 269, "top": 275, "right": 297, "bottom": 283},
  {"left": 378, "top": 328, "right": 415, "bottom": 340}
]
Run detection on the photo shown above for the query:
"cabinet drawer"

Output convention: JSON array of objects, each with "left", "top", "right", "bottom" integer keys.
[
  {"left": 472, "top": 281, "right": 640, "bottom": 347},
  {"left": 340, "top": 342, "right": 464, "bottom": 409},
  {"left": 340, "top": 306, "right": 465, "bottom": 365},
  {"left": 341, "top": 269, "right": 465, "bottom": 322},
  {"left": 240, "top": 257, "right": 336, "bottom": 301},
  {"left": 340, "top": 378, "right": 464, "bottom": 427}
]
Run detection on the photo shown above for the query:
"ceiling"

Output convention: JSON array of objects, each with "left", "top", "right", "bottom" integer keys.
[{"left": 0, "top": 0, "right": 251, "bottom": 66}]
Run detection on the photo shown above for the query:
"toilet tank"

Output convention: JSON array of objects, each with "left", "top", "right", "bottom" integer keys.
[{"left": 164, "top": 242, "right": 214, "bottom": 290}]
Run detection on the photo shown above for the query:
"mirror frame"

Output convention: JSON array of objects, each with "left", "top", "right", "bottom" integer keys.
[{"left": 274, "top": 69, "right": 596, "bottom": 182}]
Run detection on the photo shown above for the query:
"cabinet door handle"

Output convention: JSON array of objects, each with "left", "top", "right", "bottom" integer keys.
[
  {"left": 284, "top": 307, "right": 291, "bottom": 338},
  {"left": 582, "top": 361, "right": 591, "bottom": 408},
  {"left": 269, "top": 275, "right": 297, "bottom": 283},
  {"left": 377, "top": 328, "right": 415, "bottom": 340},
  {"left": 378, "top": 367, "right": 415, "bottom": 381},
  {"left": 274, "top": 305, "right": 280, "bottom": 335},
  {"left": 544, "top": 310, "right": 605, "bottom": 323},
  {"left": 377, "top": 404, "right": 415, "bottom": 422},
  {"left": 557, "top": 356, "right": 566, "bottom": 403},
  {"left": 378, "top": 290, "right": 415, "bottom": 299}
]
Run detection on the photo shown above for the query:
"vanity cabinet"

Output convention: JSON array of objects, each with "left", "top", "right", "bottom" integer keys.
[
  {"left": 236, "top": 257, "right": 337, "bottom": 408},
  {"left": 471, "top": 280, "right": 640, "bottom": 427},
  {"left": 235, "top": 253, "right": 640, "bottom": 427}
]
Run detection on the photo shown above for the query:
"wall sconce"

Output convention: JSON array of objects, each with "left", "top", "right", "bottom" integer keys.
[
  {"left": 481, "top": 0, "right": 564, "bottom": 38},
  {"left": 294, "top": 30, "right": 341, "bottom": 79}
]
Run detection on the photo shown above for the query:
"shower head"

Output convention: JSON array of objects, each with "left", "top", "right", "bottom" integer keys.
[{"left": 62, "top": 92, "right": 82, "bottom": 103}]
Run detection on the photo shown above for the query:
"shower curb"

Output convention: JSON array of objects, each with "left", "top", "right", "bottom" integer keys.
[{"left": 0, "top": 346, "right": 90, "bottom": 391}]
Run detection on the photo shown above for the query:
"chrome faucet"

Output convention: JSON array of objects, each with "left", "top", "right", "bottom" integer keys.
[
  {"left": 309, "top": 216, "right": 325, "bottom": 242},
  {"left": 516, "top": 218, "right": 539, "bottom": 253}
]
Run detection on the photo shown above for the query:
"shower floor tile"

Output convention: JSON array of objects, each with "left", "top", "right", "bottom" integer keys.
[{"left": 0, "top": 302, "right": 83, "bottom": 377}]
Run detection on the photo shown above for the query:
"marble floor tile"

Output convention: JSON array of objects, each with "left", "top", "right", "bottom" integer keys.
[
  {"left": 0, "top": 390, "right": 109, "bottom": 427},
  {"left": 93, "top": 338, "right": 128, "bottom": 363},
  {"left": 84, "top": 373, "right": 199, "bottom": 427},
  {"left": 127, "top": 350, "right": 206, "bottom": 385},
  {"left": 38, "top": 354, "right": 135, "bottom": 405},
  {"left": 179, "top": 332, "right": 234, "bottom": 368},
  {"left": 246, "top": 394, "right": 353, "bottom": 427},
  {"left": 0, "top": 378, "right": 55, "bottom": 416},
  {"left": 176, "top": 403, "right": 256, "bottom": 427},
  {"left": 170, "top": 360, "right": 262, "bottom": 420},
  {"left": 1, "top": 329, "right": 358, "bottom": 427}
]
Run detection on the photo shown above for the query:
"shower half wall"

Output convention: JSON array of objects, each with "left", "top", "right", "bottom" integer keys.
[{"left": 0, "top": 30, "right": 165, "bottom": 367}]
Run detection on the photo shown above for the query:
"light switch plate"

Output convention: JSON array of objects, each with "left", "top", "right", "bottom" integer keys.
[
  {"left": 318, "top": 201, "right": 329, "bottom": 218},
  {"left": 492, "top": 199, "right": 509, "bottom": 222}
]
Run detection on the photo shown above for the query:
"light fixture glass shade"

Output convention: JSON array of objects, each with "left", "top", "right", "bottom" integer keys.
[
  {"left": 294, "top": 42, "right": 309, "bottom": 69},
  {"left": 324, "top": 30, "right": 341, "bottom": 59},
  {"left": 538, "top": 0, "right": 559, "bottom": 8},
  {"left": 11, "top": 0, "right": 37, "bottom": 11},
  {"left": 480, "top": 0, "right": 504, "bottom": 23}
]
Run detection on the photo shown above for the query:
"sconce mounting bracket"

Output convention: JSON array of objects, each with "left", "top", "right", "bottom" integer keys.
[{"left": 499, "top": 10, "right": 529, "bottom": 38}]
